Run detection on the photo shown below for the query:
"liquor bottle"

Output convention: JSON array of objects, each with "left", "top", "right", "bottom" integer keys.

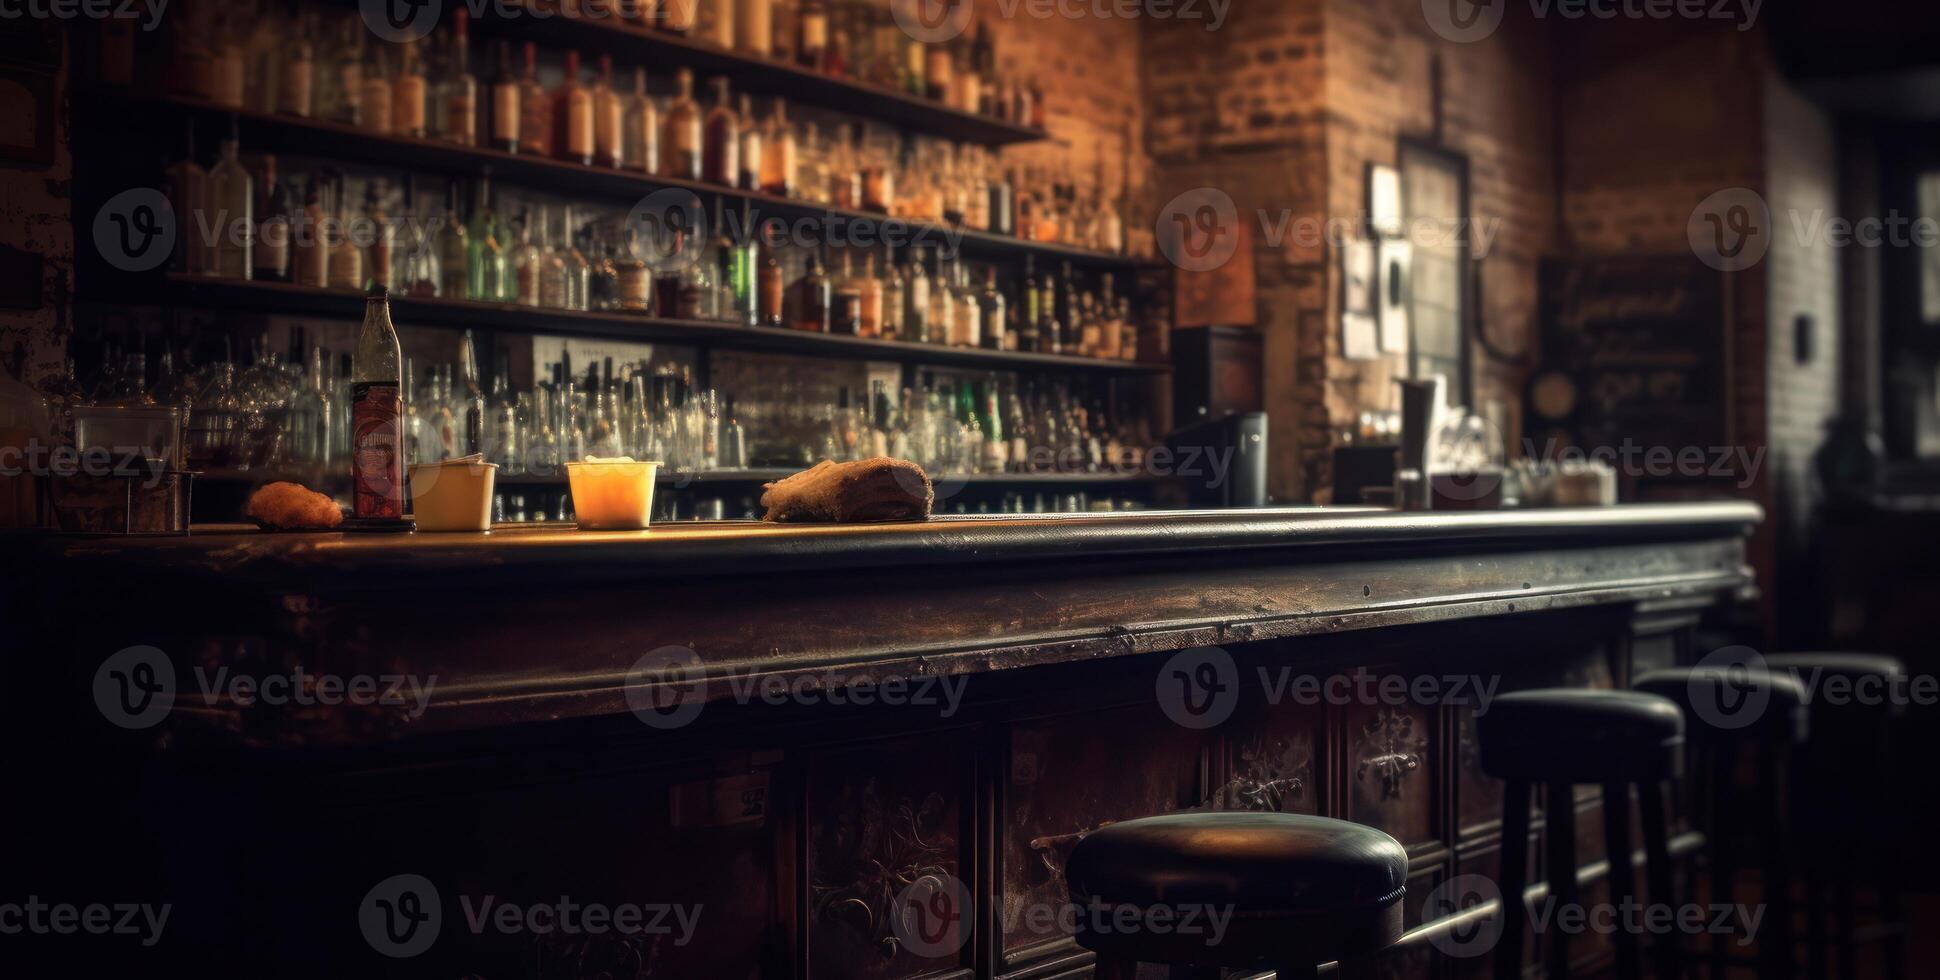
[
  {"left": 613, "top": 229, "right": 652, "bottom": 311},
  {"left": 209, "top": 128, "right": 253, "bottom": 280},
  {"left": 437, "top": 180, "right": 469, "bottom": 299},
  {"left": 971, "top": 24, "right": 995, "bottom": 113},
  {"left": 351, "top": 284, "right": 405, "bottom": 521},
  {"left": 861, "top": 133, "right": 894, "bottom": 213},
  {"left": 988, "top": 167, "right": 1014, "bottom": 235},
  {"left": 793, "top": 247, "right": 830, "bottom": 332},
  {"left": 624, "top": 67, "right": 660, "bottom": 176},
  {"left": 829, "top": 123, "right": 860, "bottom": 209},
  {"left": 831, "top": 251, "right": 862, "bottom": 336},
  {"left": 466, "top": 174, "right": 507, "bottom": 301},
  {"left": 593, "top": 55, "right": 623, "bottom": 169},
  {"left": 902, "top": 32, "right": 925, "bottom": 98},
  {"left": 562, "top": 208, "right": 592, "bottom": 311},
  {"left": 661, "top": 0, "right": 698, "bottom": 35},
  {"left": 699, "top": 0, "right": 735, "bottom": 49},
  {"left": 255, "top": 178, "right": 292, "bottom": 282},
  {"left": 489, "top": 40, "right": 520, "bottom": 152},
  {"left": 163, "top": 125, "right": 207, "bottom": 276},
  {"left": 702, "top": 77, "right": 738, "bottom": 187},
  {"left": 1055, "top": 260, "right": 1077, "bottom": 341},
  {"left": 361, "top": 45, "right": 394, "bottom": 136},
  {"left": 719, "top": 395, "right": 747, "bottom": 468},
  {"left": 925, "top": 39, "right": 952, "bottom": 102},
  {"left": 857, "top": 252, "right": 883, "bottom": 338},
  {"left": 904, "top": 246, "right": 929, "bottom": 343},
  {"left": 394, "top": 39, "right": 429, "bottom": 138},
  {"left": 664, "top": 68, "right": 702, "bottom": 180},
  {"left": 364, "top": 181, "right": 392, "bottom": 290},
  {"left": 980, "top": 266, "right": 1006, "bottom": 350},
  {"left": 518, "top": 42, "right": 552, "bottom": 157},
  {"left": 1019, "top": 255, "right": 1041, "bottom": 352},
  {"left": 655, "top": 231, "right": 705, "bottom": 318},
  {"left": 295, "top": 176, "right": 326, "bottom": 287},
  {"left": 513, "top": 209, "right": 543, "bottom": 307},
  {"left": 927, "top": 251, "right": 952, "bottom": 346},
  {"left": 727, "top": 202, "right": 757, "bottom": 325},
  {"left": 736, "top": 0, "right": 772, "bottom": 58},
  {"left": 882, "top": 247, "right": 905, "bottom": 341},
  {"left": 397, "top": 179, "right": 438, "bottom": 297},
  {"left": 326, "top": 175, "right": 364, "bottom": 289},
  {"left": 554, "top": 51, "right": 595, "bottom": 165},
  {"left": 798, "top": 0, "right": 827, "bottom": 70},
  {"left": 736, "top": 93, "right": 763, "bottom": 191},
  {"left": 760, "top": 99, "right": 796, "bottom": 197},
  {"left": 456, "top": 329, "right": 486, "bottom": 456},
  {"left": 757, "top": 228, "right": 784, "bottom": 327},
  {"left": 955, "top": 263, "right": 981, "bottom": 348},
  {"left": 281, "top": 36, "right": 314, "bottom": 117},
  {"left": 440, "top": 8, "right": 477, "bottom": 146}
]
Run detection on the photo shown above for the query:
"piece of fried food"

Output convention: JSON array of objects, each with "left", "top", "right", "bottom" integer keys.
[
  {"left": 244, "top": 481, "right": 345, "bottom": 530},
  {"left": 760, "top": 458, "right": 933, "bottom": 523}
]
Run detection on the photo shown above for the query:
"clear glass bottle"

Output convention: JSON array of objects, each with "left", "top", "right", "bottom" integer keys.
[
  {"left": 554, "top": 50, "right": 595, "bottom": 165},
  {"left": 439, "top": 8, "right": 477, "bottom": 146},
  {"left": 512, "top": 209, "right": 543, "bottom": 307},
  {"left": 538, "top": 208, "right": 570, "bottom": 310},
  {"left": 664, "top": 68, "right": 702, "bottom": 180},
  {"left": 593, "top": 54, "right": 624, "bottom": 168},
  {"left": 350, "top": 284, "right": 404, "bottom": 519},
  {"left": 438, "top": 180, "right": 469, "bottom": 299},
  {"left": 760, "top": 98, "right": 796, "bottom": 197},
  {"left": 736, "top": 93, "right": 763, "bottom": 191},
  {"left": 624, "top": 67, "right": 659, "bottom": 176},
  {"left": 208, "top": 131, "right": 253, "bottom": 280},
  {"left": 702, "top": 76, "right": 738, "bottom": 187}
]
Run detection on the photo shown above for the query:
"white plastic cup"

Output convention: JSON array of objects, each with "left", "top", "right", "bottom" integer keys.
[{"left": 408, "top": 459, "right": 497, "bottom": 532}]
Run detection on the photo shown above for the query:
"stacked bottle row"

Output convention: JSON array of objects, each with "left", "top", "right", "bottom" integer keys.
[
  {"left": 161, "top": 145, "right": 1145, "bottom": 361},
  {"left": 54, "top": 329, "right": 1152, "bottom": 480},
  {"left": 132, "top": 3, "right": 1128, "bottom": 252},
  {"left": 135, "top": 0, "right": 1042, "bottom": 131}
]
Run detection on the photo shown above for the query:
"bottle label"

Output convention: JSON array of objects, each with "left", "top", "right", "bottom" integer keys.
[{"left": 351, "top": 381, "right": 404, "bottom": 519}]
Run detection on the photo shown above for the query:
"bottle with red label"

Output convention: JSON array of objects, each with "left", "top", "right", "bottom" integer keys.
[{"left": 351, "top": 283, "right": 405, "bottom": 521}]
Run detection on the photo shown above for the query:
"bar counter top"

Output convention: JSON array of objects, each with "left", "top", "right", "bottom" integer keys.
[
  {"left": 17, "top": 501, "right": 1761, "bottom": 746},
  {"left": 29, "top": 500, "right": 1761, "bottom": 590}
]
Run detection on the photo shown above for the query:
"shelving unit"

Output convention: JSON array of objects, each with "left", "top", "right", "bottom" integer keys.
[
  {"left": 82, "top": 90, "right": 1150, "bottom": 273},
  {"left": 143, "top": 274, "right": 1170, "bottom": 375}
]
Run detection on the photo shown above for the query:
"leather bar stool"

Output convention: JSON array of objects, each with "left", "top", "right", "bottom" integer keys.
[
  {"left": 1764, "top": 653, "right": 1908, "bottom": 980},
  {"left": 1634, "top": 666, "right": 1809, "bottom": 978},
  {"left": 1065, "top": 811, "right": 1408, "bottom": 979},
  {"left": 1476, "top": 689, "right": 1685, "bottom": 980}
]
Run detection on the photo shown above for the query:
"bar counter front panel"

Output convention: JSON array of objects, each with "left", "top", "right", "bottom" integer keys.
[{"left": 7, "top": 502, "right": 1759, "bottom": 979}]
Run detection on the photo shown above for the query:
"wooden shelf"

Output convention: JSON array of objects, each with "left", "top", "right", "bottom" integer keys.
[
  {"left": 467, "top": 0, "right": 1050, "bottom": 147},
  {"left": 82, "top": 90, "right": 1151, "bottom": 274},
  {"left": 142, "top": 275, "right": 1171, "bottom": 376}
]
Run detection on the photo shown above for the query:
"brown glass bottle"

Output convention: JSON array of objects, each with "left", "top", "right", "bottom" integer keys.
[{"left": 793, "top": 248, "right": 831, "bottom": 332}]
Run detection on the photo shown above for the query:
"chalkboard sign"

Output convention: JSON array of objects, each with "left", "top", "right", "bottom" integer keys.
[{"left": 1530, "top": 256, "right": 1729, "bottom": 464}]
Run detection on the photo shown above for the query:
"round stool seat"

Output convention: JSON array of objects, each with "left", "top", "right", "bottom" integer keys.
[
  {"left": 1477, "top": 689, "right": 1684, "bottom": 783},
  {"left": 1065, "top": 811, "right": 1407, "bottom": 968},
  {"left": 1634, "top": 666, "right": 1810, "bottom": 742},
  {"left": 1765, "top": 652, "right": 1908, "bottom": 719}
]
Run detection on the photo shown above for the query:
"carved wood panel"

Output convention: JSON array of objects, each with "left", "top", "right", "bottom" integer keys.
[
  {"left": 999, "top": 704, "right": 1207, "bottom": 967},
  {"left": 807, "top": 734, "right": 973, "bottom": 980},
  {"left": 1342, "top": 696, "right": 1441, "bottom": 852}
]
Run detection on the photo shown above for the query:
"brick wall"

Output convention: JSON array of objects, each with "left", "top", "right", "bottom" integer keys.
[{"left": 0, "top": 32, "right": 73, "bottom": 390}]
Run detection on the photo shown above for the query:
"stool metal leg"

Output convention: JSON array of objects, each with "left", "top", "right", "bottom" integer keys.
[
  {"left": 1495, "top": 779, "right": 1533, "bottom": 980},
  {"left": 1804, "top": 861, "right": 1828, "bottom": 980},
  {"left": 1602, "top": 781, "right": 1641, "bottom": 980},
  {"left": 1758, "top": 745, "right": 1795, "bottom": 977},
  {"left": 1705, "top": 744, "right": 1731, "bottom": 980},
  {"left": 1545, "top": 782, "right": 1579, "bottom": 979},
  {"left": 1639, "top": 779, "right": 1680, "bottom": 980}
]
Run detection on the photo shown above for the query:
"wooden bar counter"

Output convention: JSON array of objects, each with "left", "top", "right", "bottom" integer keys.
[{"left": 5, "top": 502, "right": 1760, "bottom": 978}]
